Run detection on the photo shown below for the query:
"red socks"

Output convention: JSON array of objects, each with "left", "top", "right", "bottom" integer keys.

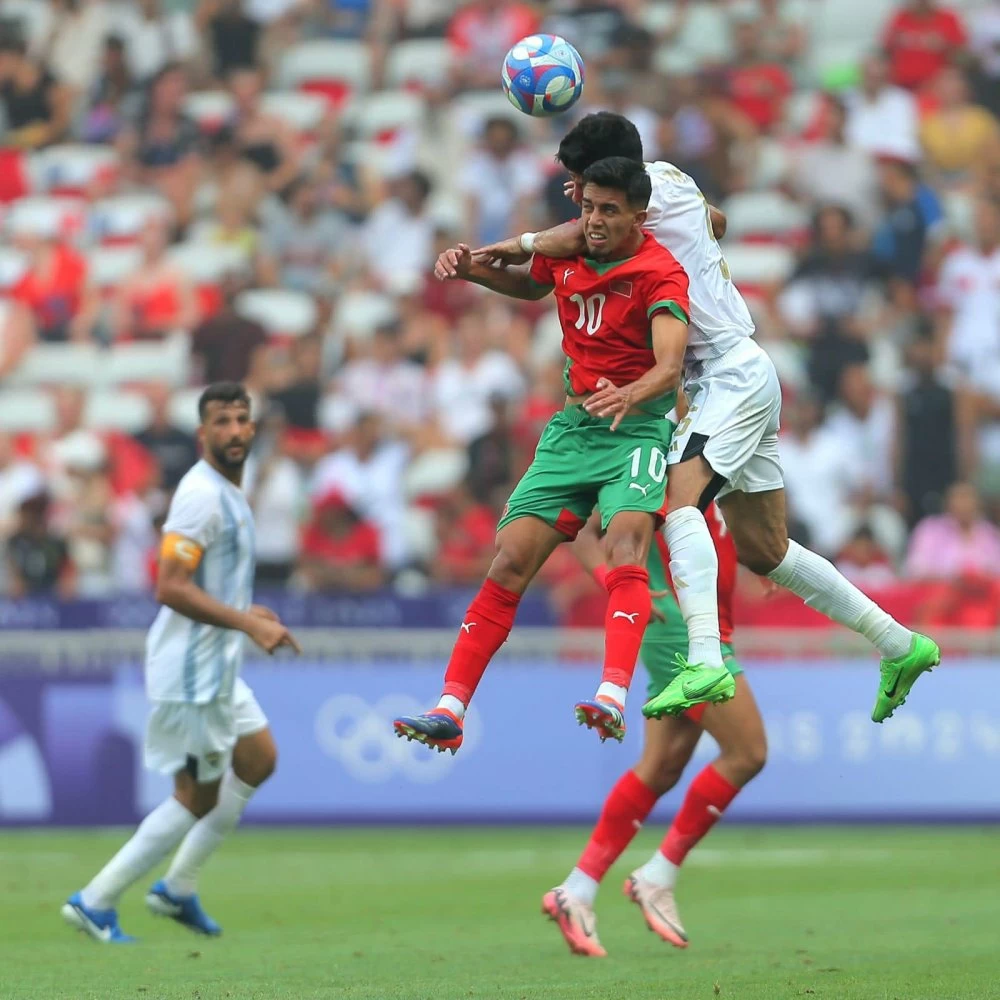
[
  {"left": 577, "top": 770, "right": 658, "bottom": 881},
  {"left": 441, "top": 578, "right": 521, "bottom": 706},
  {"left": 601, "top": 565, "right": 651, "bottom": 689},
  {"left": 661, "top": 764, "right": 739, "bottom": 866}
]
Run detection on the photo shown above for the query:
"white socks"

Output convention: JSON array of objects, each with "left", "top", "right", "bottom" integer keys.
[
  {"left": 436, "top": 695, "right": 466, "bottom": 719},
  {"left": 81, "top": 796, "right": 196, "bottom": 910},
  {"left": 164, "top": 771, "right": 256, "bottom": 897},
  {"left": 596, "top": 682, "right": 627, "bottom": 707},
  {"left": 637, "top": 850, "right": 679, "bottom": 889},
  {"left": 562, "top": 866, "right": 599, "bottom": 905},
  {"left": 768, "top": 541, "right": 913, "bottom": 659},
  {"left": 663, "top": 507, "right": 724, "bottom": 668}
]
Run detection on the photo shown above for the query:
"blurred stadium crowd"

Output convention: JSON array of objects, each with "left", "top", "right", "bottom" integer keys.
[{"left": 1, "top": 0, "right": 1000, "bottom": 624}]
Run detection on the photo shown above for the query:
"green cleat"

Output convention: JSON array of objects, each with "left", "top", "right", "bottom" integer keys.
[
  {"left": 871, "top": 633, "right": 940, "bottom": 723},
  {"left": 642, "top": 654, "right": 736, "bottom": 720}
]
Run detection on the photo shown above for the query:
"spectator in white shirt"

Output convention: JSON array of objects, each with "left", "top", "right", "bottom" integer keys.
[
  {"left": 780, "top": 392, "right": 858, "bottom": 555},
  {"left": 119, "top": 0, "right": 199, "bottom": 82},
  {"left": 360, "top": 170, "right": 435, "bottom": 292},
  {"left": 459, "top": 117, "right": 544, "bottom": 247},
  {"left": 822, "top": 362, "right": 897, "bottom": 502},
  {"left": 845, "top": 52, "right": 920, "bottom": 161},
  {"left": 937, "top": 194, "right": 1000, "bottom": 376},
  {"left": 335, "top": 322, "right": 430, "bottom": 430},
  {"left": 310, "top": 412, "right": 410, "bottom": 569},
  {"left": 790, "top": 95, "right": 878, "bottom": 222},
  {"left": 431, "top": 312, "right": 526, "bottom": 446}
]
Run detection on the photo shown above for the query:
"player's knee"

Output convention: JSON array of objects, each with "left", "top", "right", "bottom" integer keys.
[
  {"left": 488, "top": 546, "right": 533, "bottom": 592},
  {"left": 605, "top": 530, "right": 645, "bottom": 568},
  {"left": 634, "top": 757, "right": 684, "bottom": 797},
  {"left": 724, "top": 738, "right": 767, "bottom": 785},
  {"left": 248, "top": 746, "right": 277, "bottom": 786},
  {"left": 177, "top": 786, "right": 219, "bottom": 819}
]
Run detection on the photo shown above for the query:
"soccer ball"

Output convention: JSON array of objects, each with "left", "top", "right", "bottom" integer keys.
[{"left": 501, "top": 34, "right": 585, "bottom": 117}]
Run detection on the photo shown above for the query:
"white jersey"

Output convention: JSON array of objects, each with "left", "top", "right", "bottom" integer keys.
[
  {"left": 145, "top": 460, "right": 256, "bottom": 705},
  {"left": 644, "top": 161, "right": 755, "bottom": 370}
]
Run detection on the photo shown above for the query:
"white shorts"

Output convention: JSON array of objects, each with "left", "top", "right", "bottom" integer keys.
[
  {"left": 668, "top": 338, "right": 784, "bottom": 498},
  {"left": 144, "top": 677, "right": 269, "bottom": 784}
]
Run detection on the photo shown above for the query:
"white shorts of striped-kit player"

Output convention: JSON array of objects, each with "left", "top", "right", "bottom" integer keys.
[
  {"left": 667, "top": 338, "right": 784, "bottom": 499},
  {"left": 145, "top": 677, "right": 268, "bottom": 784}
]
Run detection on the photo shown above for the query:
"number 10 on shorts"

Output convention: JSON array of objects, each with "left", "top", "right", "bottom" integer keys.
[{"left": 629, "top": 446, "right": 667, "bottom": 484}]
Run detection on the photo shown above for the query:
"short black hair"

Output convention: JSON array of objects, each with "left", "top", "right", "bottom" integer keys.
[
  {"left": 581, "top": 156, "right": 652, "bottom": 210},
  {"left": 556, "top": 112, "right": 643, "bottom": 175},
  {"left": 198, "top": 382, "right": 251, "bottom": 420}
]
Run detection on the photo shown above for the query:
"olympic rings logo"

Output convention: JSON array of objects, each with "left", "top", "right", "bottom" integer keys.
[{"left": 313, "top": 694, "right": 481, "bottom": 784}]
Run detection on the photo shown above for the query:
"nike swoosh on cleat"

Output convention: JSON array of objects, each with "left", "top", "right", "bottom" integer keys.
[
  {"left": 682, "top": 676, "right": 725, "bottom": 699},
  {"left": 647, "top": 901, "right": 683, "bottom": 937},
  {"left": 883, "top": 672, "right": 901, "bottom": 700}
]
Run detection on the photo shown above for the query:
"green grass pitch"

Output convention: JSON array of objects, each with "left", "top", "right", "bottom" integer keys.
[{"left": 3, "top": 826, "right": 999, "bottom": 1000}]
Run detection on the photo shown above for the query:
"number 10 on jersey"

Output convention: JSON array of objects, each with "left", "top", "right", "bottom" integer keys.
[{"left": 570, "top": 293, "right": 605, "bottom": 335}]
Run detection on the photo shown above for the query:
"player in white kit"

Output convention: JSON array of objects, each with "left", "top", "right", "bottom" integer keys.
[
  {"left": 63, "top": 383, "right": 300, "bottom": 943},
  {"left": 472, "top": 113, "right": 939, "bottom": 724}
]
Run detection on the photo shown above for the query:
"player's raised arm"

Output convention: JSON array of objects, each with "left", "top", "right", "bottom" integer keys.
[
  {"left": 157, "top": 532, "right": 301, "bottom": 654},
  {"left": 434, "top": 243, "right": 553, "bottom": 300},
  {"left": 471, "top": 219, "right": 588, "bottom": 267}
]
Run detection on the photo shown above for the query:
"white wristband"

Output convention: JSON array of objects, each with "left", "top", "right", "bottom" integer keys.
[{"left": 519, "top": 232, "right": 537, "bottom": 254}]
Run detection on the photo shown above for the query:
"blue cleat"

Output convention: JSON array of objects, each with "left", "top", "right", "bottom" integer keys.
[
  {"left": 61, "top": 891, "right": 135, "bottom": 943},
  {"left": 145, "top": 880, "right": 222, "bottom": 936},
  {"left": 393, "top": 708, "right": 463, "bottom": 754}
]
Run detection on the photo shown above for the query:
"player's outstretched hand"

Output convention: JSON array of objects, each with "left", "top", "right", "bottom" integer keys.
[
  {"left": 247, "top": 615, "right": 302, "bottom": 655},
  {"left": 250, "top": 604, "right": 279, "bottom": 622},
  {"left": 584, "top": 378, "right": 634, "bottom": 431},
  {"left": 434, "top": 243, "right": 472, "bottom": 281},
  {"left": 471, "top": 236, "right": 529, "bottom": 267}
]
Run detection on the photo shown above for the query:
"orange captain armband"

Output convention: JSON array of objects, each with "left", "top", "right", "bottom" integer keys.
[{"left": 161, "top": 533, "right": 204, "bottom": 570}]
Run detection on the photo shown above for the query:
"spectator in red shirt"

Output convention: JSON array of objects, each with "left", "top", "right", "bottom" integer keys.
[
  {"left": 11, "top": 233, "right": 98, "bottom": 342},
  {"left": 298, "top": 489, "right": 386, "bottom": 592},
  {"left": 725, "top": 16, "right": 793, "bottom": 134},
  {"left": 882, "top": 0, "right": 967, "bottom": 91},
  {"left": 432, "top": 483, "right": 497, "bottom": 585},
  {"left": 448, "top": 0, "right": 540, "bottom": 92}
]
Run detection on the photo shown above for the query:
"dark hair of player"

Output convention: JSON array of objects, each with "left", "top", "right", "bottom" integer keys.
[
  {"left": 198, "top": 382, "right": 251, "bottom": 421},
  {"left": 556, "top": 112, "right": 644, "bottom": 175},
  {"left": 581, "top": 156, "right": 652, "bottom": 211}
]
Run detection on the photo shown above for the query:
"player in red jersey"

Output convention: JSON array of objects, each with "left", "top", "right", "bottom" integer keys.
[
  {"left": 543, "top": 495, "right": 766, "bottom": 956},
  {"left": 394, "top": 157, "right": 728, "bottom": 754}
]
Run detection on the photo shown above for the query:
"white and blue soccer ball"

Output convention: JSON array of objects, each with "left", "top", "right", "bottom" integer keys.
[{"left": 501, "top": 34, "right": 585, "bottom": 117}]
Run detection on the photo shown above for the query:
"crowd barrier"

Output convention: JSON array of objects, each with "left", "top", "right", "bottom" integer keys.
[{"left": 0, "top": 651, "right": 997, "bottom": 825}]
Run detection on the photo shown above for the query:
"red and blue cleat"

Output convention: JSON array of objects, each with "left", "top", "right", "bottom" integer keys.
[
  {"left": 393, "top": 708, "right": 463, "bottom": 754},
  {"left": 574, "top": 697, "right": 626, "bottom": 743}
]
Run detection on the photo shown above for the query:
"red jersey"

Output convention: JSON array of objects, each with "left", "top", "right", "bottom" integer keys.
[
  {"left": 882, "top": 7, "right": 966, "bottom": 90},
  {"left": 529, "top": 232, "right": 689, "bottom": 409},
  {"left": 655, "top": 502, "right": 736, "bottom": 643},
  {"left": 727, "top": 62, "right": 793, "bottom": 132}
]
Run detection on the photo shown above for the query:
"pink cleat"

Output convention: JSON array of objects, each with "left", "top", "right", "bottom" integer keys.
[
  {"left": 623, "top": 872, "right": 689, "bottom": 948},
  {"left": 541, "top": 887, "right": 606, "bottom": 957}
]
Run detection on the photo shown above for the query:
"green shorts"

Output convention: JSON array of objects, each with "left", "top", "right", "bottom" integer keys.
[
  {"left": 497, "top": 405, "right": 675, "bottom": 539},
  {"left": 642, "top": 538, "right": 742, "bottom": 700}
]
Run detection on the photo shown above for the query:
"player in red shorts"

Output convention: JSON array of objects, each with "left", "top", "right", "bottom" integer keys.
[
  {"left": 394, "top": 157, "right": 733, "bottom": 755},
  {"left": 543, "top": 496, "right": 766, "bottom": 956}
]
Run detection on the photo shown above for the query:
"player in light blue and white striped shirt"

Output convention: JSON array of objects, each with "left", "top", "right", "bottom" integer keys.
[{"left": 63, "top": 383, "right": 300, "bottom": 944}]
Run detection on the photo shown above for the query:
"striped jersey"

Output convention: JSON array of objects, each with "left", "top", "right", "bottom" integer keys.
[
  {"left": 644, "top": 161, "right": 755, "bottom": 369},
  {"left": 145, "top": 460, "right": 256, "bottom": 704}
]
